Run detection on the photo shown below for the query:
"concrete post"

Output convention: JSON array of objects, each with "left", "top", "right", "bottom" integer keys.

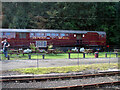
[
  {"left": 83, "top": 53, "right": 85, "bottom": 58},
  {"left": 42, "top": 54, "right": 45, "bottom": 59},
  {"left": 28, "top": 54, "right": 31, "bottom": 59},
  {"left": 8, "top": 55, "right": 10, "bottom": 60},
  {"left": 116, "top": 53, "right": 118, "bottom": 57},
  {"left": 68, "top": 53, "right": 70, "bottom": 59},
  {"left": 105, "top": 53, "right": 107, "bottom": 58}
]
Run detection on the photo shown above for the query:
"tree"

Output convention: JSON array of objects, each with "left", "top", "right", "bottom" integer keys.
[
  {"left": 45, "top": 2, "right": 97, "bottom": 30},
  {"left": 2, "top": 2, "right": 17, "bottom": 28},
  {"left": 96, "top": 2, "right": 119, "bottom": 46},
  {"left": 9, "top": 3, "right": 31, "bottom": 29},
  {"left": 2, "top": 2, "right": 120, "bottom": 46}
]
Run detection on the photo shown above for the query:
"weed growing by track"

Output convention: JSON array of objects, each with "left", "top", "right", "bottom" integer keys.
[{"left": 12, "top": 63, "right": 119, "bottom": 74}]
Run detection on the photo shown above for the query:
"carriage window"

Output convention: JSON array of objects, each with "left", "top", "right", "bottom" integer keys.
[
  {"left": 36, "top": 41, "right": 47, "bottom": 47},
  {"left": 60, "top": 33, "right": 65, "bottom": 37},
  {"left": 101, "top": 34, "right": 105, "bottom": 37},
  {"left": 2, "top": 32, "right": 15, "bottom": 38},
  {"left": 40, "top": 33, "right": 44, "bottom": 37},
  {"left": 32, "top": 33, "right": 45, "bottom": 37},
  {"left": 51, "top": 33, "right": 56, "bottom": 37},
  {"left": 36, "top": 33, "right": 40, "bottom": 37},
  {"left": 6, "top": 32, "right": 11, "bottom": 35},
  {"left": 56, "top": 33, "right": 59, "bottom": 36},
  {"left": 30, "top": 33, "right": 35, "bottom": 37},
  {"left": 1, "top": 33, "right": 3, "bottom": 36},
  {"left": 46, "top": 33, "right": 50, "bottom": 36},
  {"left": 19, "top": 33, "right": 26, "bottom": 38},
  {"left": 0, "top": 33, "right": 3, "bottom": 38}
]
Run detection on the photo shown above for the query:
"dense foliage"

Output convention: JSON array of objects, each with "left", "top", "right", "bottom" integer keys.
[{"left": 2, "top": 2, "right": 120, "bottom": 46}]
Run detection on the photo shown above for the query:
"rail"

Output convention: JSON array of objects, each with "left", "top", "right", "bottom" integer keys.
[
  {"left": 1, "top": 72, "right": 120, "bottom": 82},
  {"left": 41, "top": 81, "right": 120, "bottom": 89},
  {"left": 2, "top": 72, "right": 120, "bottom": 89}
]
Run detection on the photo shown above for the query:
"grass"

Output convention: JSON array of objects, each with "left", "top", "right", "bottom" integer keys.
[
  {"left": 12, "top": 63, "right": 119, "bottom": 74},
  {"left": 1, "top": 52, "right": 120, "bottom": 60}
]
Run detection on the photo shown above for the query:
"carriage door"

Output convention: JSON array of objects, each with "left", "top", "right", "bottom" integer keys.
[
  {"left": 18, "top": 32, "right": 27, "bottom": 47},
  {"left": 76, "top": 34, "right": 82, "bottom": 45}
]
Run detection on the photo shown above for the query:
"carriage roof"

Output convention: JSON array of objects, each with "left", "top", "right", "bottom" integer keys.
[{"left": 0, "top": 29, "right": 106, "bottom": 35}]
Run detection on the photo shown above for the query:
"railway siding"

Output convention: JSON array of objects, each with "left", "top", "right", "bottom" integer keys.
[{"left": 2, "top": 72, "right": 120, "bottom": 89}]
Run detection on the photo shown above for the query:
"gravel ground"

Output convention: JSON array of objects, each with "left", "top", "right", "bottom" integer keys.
[
  {"left": 2, "top": 75, "right": 120, "bottom": 89},
  {"left": 0, "top": 58, "right": 119, "bottom": 76},
  {"left": 1, "top": 58, "right": 120, "bottom": 89}
]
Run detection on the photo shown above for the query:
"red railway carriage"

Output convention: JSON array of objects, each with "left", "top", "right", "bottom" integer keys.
[{"left": 0, "top": 29, "right": 106, "bottom": 49}]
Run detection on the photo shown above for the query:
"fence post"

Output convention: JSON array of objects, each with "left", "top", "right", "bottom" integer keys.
[
  {"left": 28, "top": 54, "right": 31, "bottom": 59},
  {"left": 8, "top": 55, "right": 10, "bottom": 60},
  {"left": 95, "top": 52, "right": 99, "bottom": 58},
  {"left": 83, "top": 53, "right": 85, "bottom": 58},
  {"left": 68, "top": 53, "right": 71, "bottom": 59},
  {"left": 105, "top": 53, "right": 107, "bottom": 58},
  {"left": 42, "top": 54, "right": 45, "bottom": 59},
  {"left": 116, "top": 53, "right": 118, "bottom": 57},
  {"left": 37, "top": 54, "right": 39, "bottom": 68}
]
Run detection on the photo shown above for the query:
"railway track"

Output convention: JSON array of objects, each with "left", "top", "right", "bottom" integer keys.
[
  {"left": 2, "top": 72, "right": 120, "bottom": 89},
  {"left": 39, "top": 81, "right": 120, "bottom": 90},
  {"left": 1, "top": 72, "right": 120, "bottom": 82}
]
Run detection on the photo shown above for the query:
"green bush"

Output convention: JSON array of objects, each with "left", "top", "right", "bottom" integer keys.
[{"left": 30, "top": 43, "right": 36, "bottom": 51}]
